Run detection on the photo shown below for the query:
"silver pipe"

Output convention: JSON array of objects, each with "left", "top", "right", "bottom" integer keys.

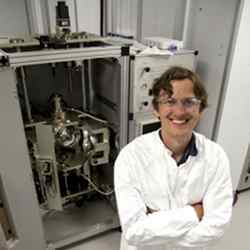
[
  {"left": 119, "top": 55, "right": 130, "bottom": 149},
  {"left": 20, "top": 67, "right": 33, "bottom": 123},
  {"left": 44, "top": 0, "right": 52, "bottom": 34},
  {"left": 136, "top": 0, "right": 143, "bottom": 42},
  {"left": 67, "top": 62, "right": 73, "bottom": 92},
  {"left": 74, "top": 0, "right": 79, "bottom": 32},
  {"left": 64, "top": 173, "right": 70, "bottom": 196},
  {"left": 81, "top": 60, "right": 87, "bottom": 110},
  {"left": 87, "top": 59, "right": 94, "bottom": 110},
  {"left": 182, "top": 0, "right": 191, "bottom": 48},
  {"left": 111, "top": 0, "right": 117, "bottom": 34},
  {"left": 102, "top": 0, "right": 108, "bottom": 36}
]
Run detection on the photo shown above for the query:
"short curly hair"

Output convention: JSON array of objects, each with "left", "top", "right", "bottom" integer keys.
[{"left": 152, "top": 66, "right": 208, "bottom": 111}]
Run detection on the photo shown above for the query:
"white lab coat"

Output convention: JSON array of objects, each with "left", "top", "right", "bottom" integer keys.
[{"left": 114, "top": 131, "right": 233, "bottom": 250}]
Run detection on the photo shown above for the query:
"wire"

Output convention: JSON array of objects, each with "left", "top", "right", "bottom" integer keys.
[
  {"left": 79, "top": 173, "right": 114, "bottom": 196},
  {"left": 65, "top": 107, "right": 108, "bottom": 124}
]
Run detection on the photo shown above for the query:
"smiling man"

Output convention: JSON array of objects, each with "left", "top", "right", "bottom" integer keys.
[{"left": 115, "top": 66, "right": 233, "bottom": 250}]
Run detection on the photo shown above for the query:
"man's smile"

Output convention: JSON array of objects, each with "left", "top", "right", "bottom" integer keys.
[{"left": 167, "top": 116, "right": 192, "bottom": 125}]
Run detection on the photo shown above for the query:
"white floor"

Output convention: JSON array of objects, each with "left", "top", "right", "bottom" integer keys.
[
  {"left": 210, "top": 190, "right": 250, "bottom": 250},
  {"left": 65, "top": 190, "right": 250, "bottom": 250}
]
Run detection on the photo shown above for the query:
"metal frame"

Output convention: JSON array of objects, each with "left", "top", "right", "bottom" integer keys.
[
  {"left": 0, "top": 44, "right": 129, "bottom": 249},
  {"left": 0, "top": 46, "right": 122, "bottom": 67},
  {"left": 118, "top": 55, "right": 130, "bottom": 148},
  {"left": 0, "top": 68, "right": 46, "bottom": 250}
]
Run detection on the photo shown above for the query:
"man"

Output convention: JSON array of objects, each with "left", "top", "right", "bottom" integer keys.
[{"left": 114, "top": 66, "right": 233, "bottom": 250}]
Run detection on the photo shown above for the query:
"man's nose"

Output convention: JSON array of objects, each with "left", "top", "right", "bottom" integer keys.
[{"left": 173, "top": 101, "right": 187, "bottom": 113}]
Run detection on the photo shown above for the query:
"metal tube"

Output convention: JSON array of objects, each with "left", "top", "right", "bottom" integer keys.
[
  {"left": 87, "top": 59, "right": 94, "bottom": 110},
  {"left": 119, "top": 55, "right": 130, "bottom": 149},
  {"left": 81, "top": 60, "right": 87, "bottom": 110},
  {"left": 64, "top": 173, "right": 70, "bottom": 196},
  {"left": 74, "top": 0, "right": 79, "bottom": 32},
  {"left": 136, "top": 0, "right": 143, "bottom": 42},
  {"left": 182, "top": 0, "right": 191, "bottom": 48},
  {"left": 20, "top": 67, "right": 33, "bottom": 123}
]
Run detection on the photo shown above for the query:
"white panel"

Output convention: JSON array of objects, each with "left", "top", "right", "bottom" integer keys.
[
  {"left": 131, "top": 52, "right": 196, "bottom": 114},
  {"left": 119, "top": 0, "right": 138, "bottom": 37},
  {"left": 107, "top": 0, "right": 138, "bottom": 37},
  {"left": 0, "top": 0, "right": 30, "bottom": 36},
  {"left": 75, "top": 0, "right": 100, "bottom": 34},
  {"left": 107, "top": 0, "right": 185, "bottom": 40},
  {"left": 26, "top": 0, "right": 47, "bottom": 34},
  {"left": 216, "top": 0, "right": 250, "bottom": 189},
  {"left": 185, "top": 0, "right": 238, "bottom": 138},
  {"left": 0, "top": 68, "right": 46, "bottom": 250}
]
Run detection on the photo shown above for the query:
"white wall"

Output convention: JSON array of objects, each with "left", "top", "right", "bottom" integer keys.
[
  {"left": 26, "top": 0, "right": 47, "bottom": 34},
  {"left": 185, "top": 0, "right": 238, "bottom": 139},
  {"left": 107, "top": 0, "right": 185, "bottom": 40},
  {"left": 75, "top": 0, "right": 100, "bottom": 34},
  {"left": 216, "top": 0, "right": 250, "bottom": 189},
  {"left": 46, "top": 0, "right": 100, "bottom": 34},
  {"left": 141, "top": 0, "right": 185, "bottom": 40},
  {"left": 0, "top": 0, "right": 30, "bottom": 36},
  {"left": 107, "top": 0, "right": 138, "bottom": 38}
]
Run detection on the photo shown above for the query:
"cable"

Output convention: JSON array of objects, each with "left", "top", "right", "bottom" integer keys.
[
  {"left": 79, "top": 173, "right": 114, "bottom": 196},
  {"left": 65, "top": 107, "right": 108, "bottom": 124}
]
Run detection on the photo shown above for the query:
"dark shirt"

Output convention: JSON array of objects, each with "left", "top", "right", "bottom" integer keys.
[{"left": 159, "top": 131, "right": 198, "bottom": 166}]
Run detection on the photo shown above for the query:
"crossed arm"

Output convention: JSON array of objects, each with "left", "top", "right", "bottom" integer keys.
[
  {"left": 147, "top": 201, "right": 203, "bottom": 221},
  {"left": 114, "top": 151, "right": 233, "bottom": 248}
]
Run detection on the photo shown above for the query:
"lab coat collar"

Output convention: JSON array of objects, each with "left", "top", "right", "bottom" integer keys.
[{"left": 155, "top": 130, "right": 199, "bottom": 165}]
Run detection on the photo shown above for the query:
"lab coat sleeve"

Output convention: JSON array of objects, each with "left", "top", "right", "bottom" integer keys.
[
  {"left": 114, "top": 149, "right": 199, "bottom": 246},
  {"left": 174, "top": 149, "right": 233, "bottom": 248}
]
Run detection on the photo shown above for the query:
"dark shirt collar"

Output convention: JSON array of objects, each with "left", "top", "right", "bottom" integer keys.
[
  {"left": 159, "top": 131, "right": 198, "bottom": 166},
  {"left": 177, "top": 133, "right": 198, "bottom": 166}
]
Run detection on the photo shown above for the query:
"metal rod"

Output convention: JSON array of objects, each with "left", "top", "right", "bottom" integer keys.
[
  {"left": 100, "top": 0, "right": 104, "bottom": 36},
  {"left": 119, "top": 55, "right": 130, "bottom": 149},
  {"left": 74, "top": 0, "right": 80, "bottom": 32},
  {"left": 87, "top": 59, "right": 93, "bottom": 110},
  {"left": 64, "top": 173, "right": 70, "bottom": 196},
  {"left": 45, "top": 0, "right": 52, "bottom": 34},
  {"left": 136, "top": 0, "right": 143, "bottom": 42},
  {"left": 182, "top": 0, "right": 191, "bottom": 48},
  {"left": 81, "top": 60, "right": 87, "bottom": 110},
  {"left": 20, "top": 67, "right": 33, "bottom": 123}
]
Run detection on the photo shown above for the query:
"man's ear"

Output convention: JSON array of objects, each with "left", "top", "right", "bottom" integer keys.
[
  {"left": 153, "top": 109, "right": 160, "bottom": 119},
  {"left": 198, "top": 109, "right": 204, "bottom": 117}
]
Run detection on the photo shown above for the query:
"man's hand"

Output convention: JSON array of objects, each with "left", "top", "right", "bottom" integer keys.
[
  {"left": 146, "top": 203, "right": 204, "bottom": 221},
  {"left": 191, "top": 202, "right": 204, "bottom": 221},
  {"left": 146, "top": 206, "right": 158, "bottom": 215}
]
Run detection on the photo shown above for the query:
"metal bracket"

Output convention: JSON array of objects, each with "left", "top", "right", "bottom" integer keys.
[
  {"left": 0, "top": 56, "right": 9, "bottom": 66},
  {"left": 121, "top": 46, "right": 130, "bottom": 56}
]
